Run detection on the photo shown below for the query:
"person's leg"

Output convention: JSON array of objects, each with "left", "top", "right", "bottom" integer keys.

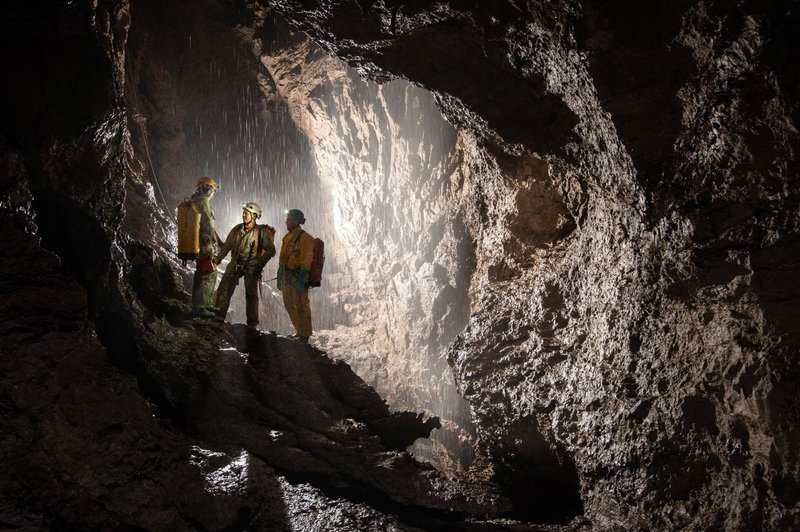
[
  {"left": 282, "top": 282, "right": 302, "bottom": 334},
  {"left": 244, "top": 274, "right": 259, "bottom": 328},
  {"left": 193, "top": 240, "right": 217, "bottom": 314},
  {"left": 200, "top": 270, "right": 217, "bottom": 310},
  {"left": 215, "top": 273, "right": 239, "bottom": 317},
  {"left": 296, "top": 289, "right": 312, "bottom": 338},
  {"left": 191, "top": 267, "right": 205, "bottom": 311}
]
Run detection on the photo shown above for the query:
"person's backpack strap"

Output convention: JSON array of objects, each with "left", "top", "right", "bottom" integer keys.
[
  {"left": 253, "top": 224, "right": 260, "bottom": 257},
  {"left": 263, "top": 225, "right": 276, "bottom": 259}
]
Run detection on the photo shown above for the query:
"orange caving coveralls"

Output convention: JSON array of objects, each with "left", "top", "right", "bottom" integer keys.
[{"left": 277, "top": 226, "right": 314, "bottom": 337}]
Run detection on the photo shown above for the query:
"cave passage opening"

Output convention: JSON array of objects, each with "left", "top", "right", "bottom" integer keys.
[
  {"left": 0, "top": 0, "right": 589, "bottom": 524},
  {"left": 127, "top": 1, "right": 478, "bottom": 477}
]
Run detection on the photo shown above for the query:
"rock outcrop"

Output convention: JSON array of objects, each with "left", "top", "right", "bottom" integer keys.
[
  {"left": 0, "top": 1, "right": 506, "bottom": 529},
  {"left": 255, "top": 0, "right": 800, "bottom": 528},
  {"left": 2, "top": 0, "right": 799, "bottom": 530}
]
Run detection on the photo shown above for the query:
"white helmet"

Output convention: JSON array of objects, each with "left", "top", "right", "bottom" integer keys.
[{"left": 242, "top": 202, "right": 262, "bottom": 219}]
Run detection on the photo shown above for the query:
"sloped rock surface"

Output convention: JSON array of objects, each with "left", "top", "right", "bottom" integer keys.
[
  {"left": 3, "top": 0, "right": 800, "bottom": 529},
  {"left": 264, "top": 1, "right": 800, "bottom": 528},
  {"left": 0, "top": 178, "right": 286, "bottom": 530},
  {"left": 0, "top": 1, "right": 513, "bottom": 529},
  {"left": 0, "top": 140, "right": 507, "bottom": 529}
]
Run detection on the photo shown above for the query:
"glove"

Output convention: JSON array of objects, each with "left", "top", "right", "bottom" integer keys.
[
  {"left": 276, "top": 265, "right": 284, "bottom": 290},
  {"left": 296, "top": 268, "right": 309, "bottom": 293}
]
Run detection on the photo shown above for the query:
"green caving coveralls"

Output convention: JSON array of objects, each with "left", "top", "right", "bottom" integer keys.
[
  {"left": 191, "top": 192, "right": 219, "bottom": 312},
  {"left": 215, "top": 223, "right": 276, "bottom": 327}
]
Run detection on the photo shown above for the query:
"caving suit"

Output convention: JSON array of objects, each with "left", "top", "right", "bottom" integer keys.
[
  {"left": 190, "top": 191, "right": 219, "bottom": 312},
  {"left": 215, "top": 223, "right": 276, "bottom": 327},
  {"left": 277, "top": 226, "right": 314, "bottom": 338}
]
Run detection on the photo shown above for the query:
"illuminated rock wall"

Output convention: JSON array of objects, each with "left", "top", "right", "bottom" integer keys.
[
  {"left": 253, "top": 15, "right": 484, "bottom": 470},
  {"left": 267, "top": 1, "right": 800, "bottom": 528},
  {"left": 3, "top": 0, "right": 799, "bottom": 529}
]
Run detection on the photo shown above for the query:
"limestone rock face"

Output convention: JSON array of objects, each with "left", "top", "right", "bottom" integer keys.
[
  {"left": 261, "top": 1, "right": 800, "bottom": 528},
  {"left": 254, "top": 12, "right": 482, "bottom": 471},
  {"left": 0, "top": 1, "right": 506, "bottom": 529},
  {"left": 2, "top": 0, "right": 799, "bottom": 529}
]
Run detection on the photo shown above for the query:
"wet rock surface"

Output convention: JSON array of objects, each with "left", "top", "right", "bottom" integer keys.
[
  {"left": 266, "top": 0, "right": 800, "bottom": 529},
  {"left": 253, "top": 10, "right": 480, "bottom": 474},
  {"left": 0, "top": 181, "right": 508, "bottom": 528},
  {"left": 2, "top": 0, "right": 800, "bottom": 530},
  {"left": 0, "top": 1, "right": 510, "bottom": 529}
]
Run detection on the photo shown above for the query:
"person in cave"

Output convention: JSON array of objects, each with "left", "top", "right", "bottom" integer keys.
[
  {"left": 277, "top": 209, "right": 314, "bottom": 343},
  {"left": 214, "top": 202, "right": 276, "bottom": 331},
  {"left": 190, "top": 176, "right": 223, "bottom": 318}
]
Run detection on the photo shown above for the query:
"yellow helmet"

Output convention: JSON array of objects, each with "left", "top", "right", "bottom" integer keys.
[{"left": 196, "top": 176, "right": 219, "bottom": 191}]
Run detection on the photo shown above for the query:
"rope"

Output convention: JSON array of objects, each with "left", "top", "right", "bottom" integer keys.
[
  {"left": 122, "top": 223, "right": 148, "bottom": 239},
  {"left": 124, "top": 47, "right": 174, "bottom": 220}
]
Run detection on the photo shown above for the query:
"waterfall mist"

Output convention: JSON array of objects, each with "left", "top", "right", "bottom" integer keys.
[{"left": 128, "top": 2, "right": 478, "bottom": 472}]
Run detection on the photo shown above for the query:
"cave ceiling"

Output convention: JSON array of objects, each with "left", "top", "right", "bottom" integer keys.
[{"left": 1, "top": 0, "right": 799, "bottom": 530}]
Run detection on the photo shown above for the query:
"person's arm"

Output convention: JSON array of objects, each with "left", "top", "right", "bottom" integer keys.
[
  {"left": 201, "top": 196, "right": 213, "bottom": 217},
  {"left": 299, "top": 233, "right": 313, "bottom": 268},
  {"left": 215, "top": 226, "right": 237, "bottom": 264},
  {"left": 195, "top": 197, "right": 214, "bottom": 246},
  {"left": 255, "top": 226, "right": 276, "bottom": 275},
  {"left": 276, "top": 234, "right": 286, "bottom": 290},
  {"left": 267, "top": 232, "right": 277, "bottom": 261},
  {"left": 203, "top": 197, "right": 223, "bottom": 247},
  {"left": 260, "top": 226, "right": 276, "bottom": 262},
  {"left": 200, "top": 197, "right": 215, "bottom": 230},
  {"left": 295, "top": 233, "right": 314, "bottom": 291}
]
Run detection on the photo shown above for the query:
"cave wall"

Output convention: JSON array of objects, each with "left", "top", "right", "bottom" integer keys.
[
  {"left": 1, "top": 1, "right": 487, "bottom": 529},
  {"left": 250, "top": 12, "right": 485, "bottom": 470},
  {"left": 266, "top": 0, "right": 800, "bottom": 528},
  {"left": 2, "top": 0, "right": 799, "bottom": 529},
  {"left": 0, "top": 2, "right": 229, "bottom": 528}
]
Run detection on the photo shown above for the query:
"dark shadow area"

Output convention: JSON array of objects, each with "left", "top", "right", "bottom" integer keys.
[
  {"left": 492, "top": 414, "right": 584, "bottom": 524},
  {"left": 574, "top": 0, "right": 695, "bottom": 194},
  {"left": 32, "top": 189, "right": 111, "bottom": 285},
  {"left": 0, "top": 1, "right": 112, "bottom": 158},
  {"left": 752, "top": 233, "right": 800, "bottom": 510},
  {"left": 126, "top": 241, "right": 190, "bottom": 322},
  {"left": 1, "top": 195, "right": 293, "bottom": 530},
  {"left": 378, "top": 22, "right": 579, "bottom": 154},
  {"left": 231, "top": 326, "right": 441, "bottom": 451},
  {"left": 730, "top": 1, "right": 800, "bottom": 121},
  {"left": 751, "top": 233, "right": 800, "bottom": 353}
]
